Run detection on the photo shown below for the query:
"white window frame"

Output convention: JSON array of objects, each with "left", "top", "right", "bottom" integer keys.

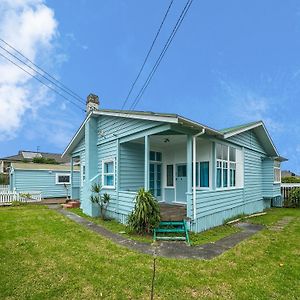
[
  {"left": 56, "top": 173, "right": 71, "bottom": 185},
  {"left": 216, "top": 144, "right": 238, "bottom": 190},
  {"left": 102, "top": 157, "right": 115, "bottom": 189},
  {"left": 274, "top": 161, "right": 281, "bottom": 183},
  {"left": 81, "top": 164, "right": 85, "bottom": 187}
]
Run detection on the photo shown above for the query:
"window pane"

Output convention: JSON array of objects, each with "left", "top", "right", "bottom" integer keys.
[
  {"left": 156, "top": 152, "right": 162, "bottom": 162},
  {"left": 105, "top": 161, "right": 113, "bottom": 173},
  {"left": 223, "top": 162, "right": 228, "bottom": 187},
  {"left": 58, "top": 175, "right": 70, "bottom": 183},
  {"left": 150, "top": 151, "right": 155, "bottom": 161},
  {"left": 177, "top": 165, "right": 187, "bottom": 177},
  {"left": 222, "top": 145, "right": 228, "bottom": 160},
  {"left": 200, "top": 161, "right": 209, "bottom": 187},
  {"left": 229, "top": 147, "right": 236, "bottom": 162},
  {"left": 216, "top": 144, "right": 222, "bottom": 159},
  {"left": 104, "top": 175, "right": 114, "bottom": 186},
  {"left": 167, "top": 165, "right": 174, "bottom": 186},
  {"left": 217, "top": 167, "right": 222, "bottom": 188},
  {"left": 195, "top": 162, "right": 199, "bottom": 187},
  {"left": 230, "top": 163, "right": 236, "bottom": 187}
]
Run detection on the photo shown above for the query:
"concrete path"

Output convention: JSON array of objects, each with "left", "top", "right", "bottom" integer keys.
[{"left": 51, "top": 206, "right": 264, "bottom": 260}]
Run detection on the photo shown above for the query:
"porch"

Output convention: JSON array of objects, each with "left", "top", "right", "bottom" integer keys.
[{"left": 159, "top": 203, "right": 187, "bottom": 221}]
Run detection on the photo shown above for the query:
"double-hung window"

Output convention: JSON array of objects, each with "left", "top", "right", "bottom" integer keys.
[
  {"left": 102, "top": 158, "right": 115, "bottom": 189},
  {"left": 216, "top": 144, "right": 237, "bottom": 188},
  {"left": 274, "top": 161, "right": 281, "bottom": 183}
]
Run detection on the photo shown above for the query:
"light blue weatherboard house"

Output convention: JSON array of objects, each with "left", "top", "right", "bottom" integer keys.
[
  {"left": 63, "top": 94, "right": 286, "bottom": 232},
  {"left": 9, "top": 162, "right": 80, "bottom": 199}
]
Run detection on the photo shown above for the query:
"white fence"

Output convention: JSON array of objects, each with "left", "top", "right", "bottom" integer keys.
[
  {"left": 0, "top": 190, "right": 42, "bottom": 205},
  {"left": 281, "top": 183, "right": 300, "bottom": 201}
]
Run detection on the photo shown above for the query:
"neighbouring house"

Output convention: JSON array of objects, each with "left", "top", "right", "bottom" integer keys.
[
  {"left": 9, "top": 162, "right": 80, "bottom": 199},
  {"left": 62, "top": 94, "right": 287, "bottom": 232},
  {"left": 281, "top": 170, "right": 298, "bottom": 178},
  {"left": 0, "top": 150, "right": 70, "bottom": 174}
]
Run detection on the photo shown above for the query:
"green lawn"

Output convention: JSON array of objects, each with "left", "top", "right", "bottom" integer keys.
[
  {"left": 69, "top": 207, "right": 240, "bottom": 246},
  {"left": 1, "top": 205, "right": 300, "bottom": 299}
]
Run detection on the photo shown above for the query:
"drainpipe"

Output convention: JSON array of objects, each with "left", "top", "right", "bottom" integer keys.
[{"left": 193, "top": 128, "right": 205, "bottom": 221}]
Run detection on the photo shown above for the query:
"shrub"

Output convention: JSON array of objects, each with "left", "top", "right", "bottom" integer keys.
[
  {"left": 32, "top": 157, "right": 58, "bottom": 164},
  {"left": 90, "top": 183, "right": 111, "bottom": 219},
  {"left": 127, "top": 188, "right": 160, "bottom": 234},
  {"left": 285, "top": 187, "right": 300, "bottom": 208},
  {"left": 281, "top": 176, "right": 300, "bottom": 183}
]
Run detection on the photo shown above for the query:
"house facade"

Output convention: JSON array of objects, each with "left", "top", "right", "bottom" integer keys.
[{"left": 63, "top": 96, "right": 286, "bottom": 232}]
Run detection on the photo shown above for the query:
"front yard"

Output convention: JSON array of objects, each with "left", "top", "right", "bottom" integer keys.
[{"left": 0, "top": 205, "right": 299, "bottom": 299}]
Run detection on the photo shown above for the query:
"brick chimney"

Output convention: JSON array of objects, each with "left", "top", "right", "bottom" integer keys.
[{"left": 86, "top": 94, "right": 99, "bottom": 113}]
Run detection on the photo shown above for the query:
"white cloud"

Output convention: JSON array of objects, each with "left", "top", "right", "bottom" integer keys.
[
  {"left": 0, "top": 0, "right": 59, "bottom": 140},
  {"left": 219, "top": 79, "right": 284, "bottom": 133}
]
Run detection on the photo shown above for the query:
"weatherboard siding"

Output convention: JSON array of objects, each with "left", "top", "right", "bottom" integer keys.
[
  {"left": 13, "top": 169, "right": 80, "bottom": 198},
  {"left": 73, "top": 137, "right": 85, "bottom": 154},
  {"left": 190, "top": 132, "right": 272, "bottom": 232},
  {"left": 119, "top": 142, "right": 144, "bottom": 191},
  {"left": 227, "top": 130, "right": 266, "bottom": 154},
  {"left": 97, "top": 115, "right": 161, "bottom": 145}
]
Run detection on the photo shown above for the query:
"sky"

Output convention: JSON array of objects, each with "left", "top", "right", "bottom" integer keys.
[{"left": 0, "top": 0, "right": 300, "bottom": 172}]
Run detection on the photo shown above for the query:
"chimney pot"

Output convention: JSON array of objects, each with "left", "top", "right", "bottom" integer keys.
[{"left": 86, "top": 93, "right": 99, "bottom": 113}]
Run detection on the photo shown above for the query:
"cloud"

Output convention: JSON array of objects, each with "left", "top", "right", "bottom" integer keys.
[
  {"left": 219, "top": 79, "right": 284, "bottom": 133},
  {"left": 0, "top": 0, "right": 59, "bottom": 140}
]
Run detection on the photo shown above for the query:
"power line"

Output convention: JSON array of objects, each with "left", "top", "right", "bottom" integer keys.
[
  {"left": 130, "top": 0, "right": 193, "bottom": 110},
  {"left": 0, "top": 38, "right": 85, "bottom": 104},
  {"left": 121, "top": 0, "right": 174, "bottom": 110},
  {"left": 0, "top": 52, "right": 85, "bottom": 112},
  {"left": 105, "top": 0, "right": 193, "bottom": 139}
]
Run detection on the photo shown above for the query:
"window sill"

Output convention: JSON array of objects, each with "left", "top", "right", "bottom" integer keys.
[
  {"left": 215, "top": 187, "right": 244, "bottom": 191},
  {"left": 56, "top": 183, "right": 71, "bottom": 185},
  {"left": 102, "top": 186, "right": 116, "bottom": 190}
]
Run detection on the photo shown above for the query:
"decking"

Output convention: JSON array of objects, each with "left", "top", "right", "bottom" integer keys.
[{"left": 159, "top": 203, "right": 187, "bottom": 221}]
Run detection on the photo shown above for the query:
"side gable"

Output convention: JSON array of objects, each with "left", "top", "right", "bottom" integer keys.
[
  {"left": 222, "top": 121, "right": 280, "bottom": 157},
  {"left": 73, "top": 137, "right": 85, "bottom": 154},
  {"left": 226, "top": 130, "right": 266, "bottom": 154}
]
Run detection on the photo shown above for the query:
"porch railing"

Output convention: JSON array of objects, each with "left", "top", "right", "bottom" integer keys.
[
  {"left": 0, "top": 185, "right": 9, "bottom": 192},
  {"left": 281, "top": 183, "right": 300, "bottom": 201}
]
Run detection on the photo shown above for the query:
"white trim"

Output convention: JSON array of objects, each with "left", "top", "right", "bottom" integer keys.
[
  {"left": 93, "top": 110, "right": 179, "bottom": 124},
  {"left": 55, "top": 173, "right": 71, "bottom": 185},
  {"left": 102, "top": 157, "right": 116, "bottom": 189}
]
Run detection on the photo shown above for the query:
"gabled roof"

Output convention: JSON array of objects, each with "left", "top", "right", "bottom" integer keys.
[
  {"left": 62, "top": 109, "right": 286, "bottom": 161},
  {"left": 11, "top": 162, "right": 80, "bottom": 171},
  {"left": 62, "top": 109, "right": 222, "bottom": 157},
  {"left": 221, "top": 120, "right": 287, "bottom": 160}
]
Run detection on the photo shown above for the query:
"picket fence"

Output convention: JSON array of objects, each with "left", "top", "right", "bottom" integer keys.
[
  {"left": 0, "top": 190, "right": 42, "bottom": 204},
  {"left": 281, "top": 183, "right": 300, "bottom": 201}
]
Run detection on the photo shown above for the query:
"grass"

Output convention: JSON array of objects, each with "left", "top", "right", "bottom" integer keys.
[
  {"left": 70, "top": 208, "right": 241, "bottom": 246},
  {"left": 1, "top": 205, "right": 300, "bottom": 299}
]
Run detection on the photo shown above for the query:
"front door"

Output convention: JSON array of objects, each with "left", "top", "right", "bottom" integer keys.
[
  {"left": 150, "top": 163, "right": 162, "bottom": 201},
  {"left": 176, "top": 164, "right": 187, "bottom": 203}
]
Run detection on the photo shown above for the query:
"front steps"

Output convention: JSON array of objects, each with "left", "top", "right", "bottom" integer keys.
[
  {"left": 153, "top": 220, "right": 190, "bottom": 245},
  {"left": 62, "top": 201, "right": 80, "bottom": 209}
]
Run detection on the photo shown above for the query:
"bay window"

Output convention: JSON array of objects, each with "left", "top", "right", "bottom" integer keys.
[{"left": 216, "top": 143, "right": 240, "bottom": 189}]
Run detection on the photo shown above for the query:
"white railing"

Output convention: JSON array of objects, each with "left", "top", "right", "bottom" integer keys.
[
  {"left": 281, "top": 183, "right": 300, "bottom": 200},
  {"left": 0, "top": 185, "right": 9, "bottom": 192},
  {"left": 0, "top": 190, "right": 42, "bottom": 204}
]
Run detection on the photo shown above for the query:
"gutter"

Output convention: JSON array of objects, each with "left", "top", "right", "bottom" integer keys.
[{"left": 192, "top": 128, "right": 205, "bottom": 221}]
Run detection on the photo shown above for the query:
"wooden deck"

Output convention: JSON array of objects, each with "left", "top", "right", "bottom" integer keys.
[{"left": 159, "top": 203, "right": 187, "bottom": 221}]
